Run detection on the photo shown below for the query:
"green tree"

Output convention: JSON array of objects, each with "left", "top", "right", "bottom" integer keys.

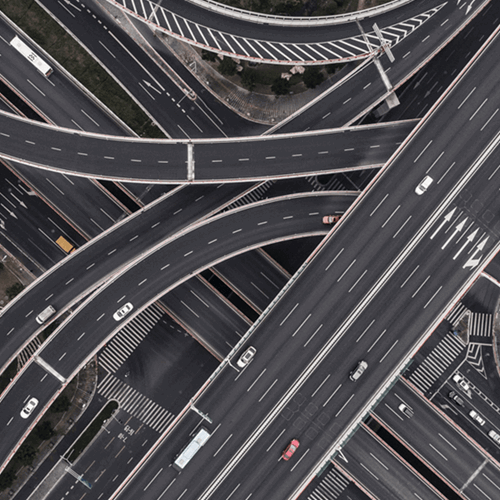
[
  {"left": 6, "top": 282, "right": 24, "bottom": 300},
  {"left": 16, "top": 443, "right": 36, "bottom": 467},
  {"left": 0, "top": 467, "right": 16, "bottom": 491},
  {"left": 218, "top": 57, "right": 237, "bottom": 76},
  {"left": 201, "top": 49, "right": 217, "bottom": 62},
  {"left": 271, "top": 77, "right": 291, "bottom": 96},
  {"left": 241, "top": 69, "right": 257, "bottom": 90},
  {"left": 50, "top": 394, "right": 71, "bottom": 414},
  {"left": 275, "top": 0, "right": 301, "bottom": 15},
  {"left": 35, "top": 421, "right": 54, "bottom": 441},
  {"left": 303, "top": 67, "right": 325, "bottom": 89}
]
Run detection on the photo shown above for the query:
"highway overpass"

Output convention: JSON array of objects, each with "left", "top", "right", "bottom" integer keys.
[
  {"left": 107, "top": 23, "right": 500, "bottom": 500},
  {"left": 107, "top": 0, "right": 445, "bottom": 64},
  {"left": 0, "top": 113, "right": 414, "bottom": 182}
]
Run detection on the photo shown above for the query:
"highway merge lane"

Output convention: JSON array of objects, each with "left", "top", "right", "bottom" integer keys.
[{"left": 0, "top": 192, "right": 344, "bottom": 467}]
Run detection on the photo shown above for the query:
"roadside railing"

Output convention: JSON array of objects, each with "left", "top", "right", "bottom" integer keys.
[{"left": 183, "top": 0, "right": 414, "bottom": 26}]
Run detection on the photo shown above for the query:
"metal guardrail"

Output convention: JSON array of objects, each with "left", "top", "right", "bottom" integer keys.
[{"left": 184, "top": 0, "right": 414, "bottom": 26}]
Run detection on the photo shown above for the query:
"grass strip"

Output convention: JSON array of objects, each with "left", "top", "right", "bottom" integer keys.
[
  {"left": 0, "top": 0, "right": 164, "bottom": 138},
  {"left": 66, "top": 400, "right": 119, "bottom": 461}
]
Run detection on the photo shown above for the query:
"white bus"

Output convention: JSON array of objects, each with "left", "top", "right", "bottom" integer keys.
[
  {"left": 172, "top": 427, "right": 211, "bottom": 471},
  {"left": 10, "top": 35, "right": 53, "bottom": 77}
]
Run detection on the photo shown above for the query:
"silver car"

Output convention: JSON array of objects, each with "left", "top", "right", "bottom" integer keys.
[{"left": 237, "top": 346, "right": 256, "bottom": 368}]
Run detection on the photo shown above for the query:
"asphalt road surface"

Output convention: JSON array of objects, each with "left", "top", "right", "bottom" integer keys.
[{"left": 111, "top": 27, "right": 500, "bottom": 500}]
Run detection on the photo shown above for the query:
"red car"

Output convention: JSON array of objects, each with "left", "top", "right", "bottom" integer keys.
[
  {"left": 322, "top": 215, "right": 341, "bottom": 225},
  {"left": 282, "top": 439, "right": 300, "bottom": 461}
]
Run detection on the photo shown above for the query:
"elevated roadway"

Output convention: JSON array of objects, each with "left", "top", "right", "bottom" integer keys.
[
  {"left": 0, "top": 0, "right": 496, "bottom": 496},
  {"left": 335, "top": 425, "right": 446, "bottom": 500},
  {"left": 212, "top": 250, "right": 290, "bottom": 313},
  {"left": 107, "top": 24, "right": 500, "bottom": 500},
  {"left": 373, "top": 379, "right": 497, "bottom": 497},
  {"left": 107, "top": 0, "right": 446, "bottom": 64},
  {"left": 0, "top": 113, "right": 415, "bottom": 182},
  {"left": 0, "top": 183, "right": 253, "bottom": 374},
  {"left": 0, "top": 191, "right": 350, "bottom": 469},
  {"left": 275, "top": 0, "right": 494, "bottom": 132}
]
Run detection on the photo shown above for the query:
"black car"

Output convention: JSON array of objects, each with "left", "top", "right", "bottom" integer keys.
[{"left": 448, "top": 390, "right": 465, "bottom": 407}]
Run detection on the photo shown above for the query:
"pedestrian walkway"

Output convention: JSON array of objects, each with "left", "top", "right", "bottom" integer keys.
[
  {"left": 307, "top": 467, "right": 350, "bottom": 500},
  {"left": 408, "top": 333, "right": 465, "bottom": 394},
  {"left": 446, "top": 302, "right": 469, "bottom": 327},
  {"left": 469, "top": 312, "right": 493, "bottom": 342},
  {"left": 97, "top": 373, "right": 174, "bottom": 433},
  {"left": 98, "top": 304, "right": 164, "bottom": 373}
]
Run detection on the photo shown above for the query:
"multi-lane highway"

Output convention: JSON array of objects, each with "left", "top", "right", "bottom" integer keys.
[
  {"left": 336, "top": 425, "right": 446, "bottom": 500},
  {"left": 373, "top": 379, "right": 499, "bottom": 496},
  {"left": 0, "top": 183, "right": 253, "bottom": 373},
  {"left": 108, "top": 23, "right": 500, "bottom": 500},
  {"left": 1, "top": 0, "right": 499, "bottom": 499},
  {"left": 0, "top": 191, "right": 347, "bottom": 468},
  {"left": 0, "top": 113, "right": 414, "bottom": 181},
  {"left": 108, "top": 0, "right": 446, "bottom": 64}
]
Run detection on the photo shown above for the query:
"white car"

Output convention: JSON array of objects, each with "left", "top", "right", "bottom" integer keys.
[
  {"left": 415, "top": 175, "right": 433, "bottom": 195},
  {"left": 398, "top": 403, "right": 413, "bottom": 418},
  {"left": 453, "top": 373, "right": 470, "bottom": 392},
  {"left": 113, "top": 302, "right": 134, "bottom": 321},
  {"left": 20, "top": 397, "right": 39, "bottom": 419},
  {"left": 469, "top": 410, "right": 486, "bottom": 426},
  {"left": 489, "top": 430, "right": 500, "bottom": 444},
  {"left": 236, "top": 346, "right": 256, "bottom": 368}
]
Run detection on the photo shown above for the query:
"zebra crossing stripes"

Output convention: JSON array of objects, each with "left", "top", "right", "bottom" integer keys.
[
  {"left": 408, "top": 333, "right": 465, "bottom": 394},
  {"left": 98, "top": 373, "right": 174, "bottom": 433},
  {"left": 17, "top": 337, "right": 42, "bottom": 369},
  {"left": 446, "top": 302, "right": 469, "bottom": 328},
  {"left": 469, "top": 312, "right": 492, "bottom": 338},
  {"left": 307, "top": 467, "right": 350, "bottom": 500},
  {"left": 112, "top": 0, "right": 445, "bottom": 64},
  {"left": 98, "top": 304, "right": 163, "bottom": 373},
  {"left": 222, "top": 181, "right": 275, "bottom": 212},
  {"left": 306, "top": 175, "right": 347, "bottom": 192}
]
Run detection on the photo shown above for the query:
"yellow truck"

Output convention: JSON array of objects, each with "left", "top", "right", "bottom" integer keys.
[{"left": 56, "top": 236, "right": 75, "bottom": 254}]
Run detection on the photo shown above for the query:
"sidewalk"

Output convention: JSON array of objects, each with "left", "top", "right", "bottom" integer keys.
[{"left": 95, "top": 0, "right": 354, "bottom": 125}]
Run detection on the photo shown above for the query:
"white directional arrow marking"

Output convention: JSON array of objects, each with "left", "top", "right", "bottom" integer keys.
[
  {"left": 470, "top": 236, "right": 489, "bottom": 259},
  {"left": 143, "top": 80, "right": 162, "bottom": 94},
  {"left": 442, "top": 217, "right": 467, "bottom": 249},
  {"left": 430, "top": 208, "right": 456, "bottom": 240},
  {"left": 1, "top": 203, "right": 17, "bottom": 219},
  {"left": 338, "top": 450, "right": 348, "bottom": 463},
  {"left": 453, "top": 228, "right": 478, "bottom": 260},
  {"left": 463, "top": 256, "right": 481, "bottom": 270},
  {"left": 463, "top": 236, "right": 489, "bottom": 269},
  {"left": 466, "top": 0, "right": 475, "bottom": 15},
  {"left": 10, "top": 193, "right": 27, "bottom": 209}
]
